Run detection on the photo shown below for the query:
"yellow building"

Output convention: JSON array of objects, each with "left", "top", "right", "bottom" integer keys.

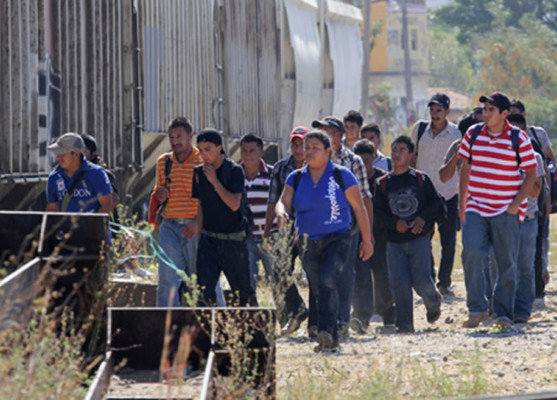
[{"left": 367, "top": 0, "right": 430, "bottom": 125}]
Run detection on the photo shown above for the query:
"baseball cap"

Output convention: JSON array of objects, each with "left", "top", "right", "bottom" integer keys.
[
  {"left": 479, "top": 92, "right": 511, "bottom": 112},
  {"left": 311, "top": 116, "right": 345, "bottom": 133},
  {"left": 48, "top": 133, "right": 86, "bottom": 155},
  {"left": 428, "top": 93, "right": 450, "bottom": 109},
  {"left": 289, "top": 126, "right": 310, "bottom": 142}
]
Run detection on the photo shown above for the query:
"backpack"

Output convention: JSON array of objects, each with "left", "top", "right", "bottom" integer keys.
[
  {"left": 221, "top": 160, "right": 254, "bottom": 238},
  {"left": 416, "top": 121, "right": 428, "bottom": 155},
  {"left": 292, "top": 165, "right": 357, "bottom": 233},
  {"left": 528, "top": 127, "right": 557, "bottom": 207}
]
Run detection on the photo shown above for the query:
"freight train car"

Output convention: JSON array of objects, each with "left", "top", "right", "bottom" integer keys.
[{"left": 0, "top": 0, "right": 363, "bottom": 214}]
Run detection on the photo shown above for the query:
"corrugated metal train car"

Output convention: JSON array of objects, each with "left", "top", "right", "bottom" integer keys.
[{"left": 0, "top": 0, "right": 363, "bottom": 214}]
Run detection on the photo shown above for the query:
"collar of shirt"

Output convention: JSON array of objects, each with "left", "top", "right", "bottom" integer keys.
[
  {"left": 241, "top": 159, "right": 270, "bottom": 180},
  {"left": 427, "top": 121, "right": 453, "bottom": 138},
  {"left": 55, "top": 154, "right": 90, "bottom": 179},
  {"left": 301, "top": 160, "right": 334, "bottom": 175}
]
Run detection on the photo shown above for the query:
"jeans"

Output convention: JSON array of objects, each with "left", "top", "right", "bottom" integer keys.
[
  {"left": 197, "top": 234, "right": 257, "bottom": 307},
  {"left": 435, "top": 195, "right": 459, "bottom": 288},
  {"left": 338, "top": 232, "right": 359, "bottom": 327},
  {"left": 247, "top": 237, "right": 274, "bottom": 291},
  {"left": 387, "top": 235, "right": 441, "bottom": 331},
  {"left": 534, "top": 215, "right": 549, "bottom": 297},
  {"left": 514, "top": 218, "right": 538, "bottom": 321},
  {"left": 299, "top": 232, "right": 350, "bottom": 341},
  {"left": 157, "top": 218, "right": 198, "bottom": 307},
  {"left": 462, "top": 211, "right": 519, "bottom": 323},
  {"left": 352, "top": 231, "right": 395, "bottom": 326}
]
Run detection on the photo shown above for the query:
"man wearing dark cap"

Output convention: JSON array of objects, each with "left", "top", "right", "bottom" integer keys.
[
  {"left": 264, "top": 126, "right": 309, "bottom": 335},
  {"left": 46, "top": 132, "right": 113, "bottom": 213},
  {"left": 188, "top": 129, "right": 257, "bottom": 307},
  {"left": 458, "top": 91, "right": 538, "bottom": 329},
  {"left": 411, "top": 93, "right": 461, "bottom": 297},
  {"left": 458, "top": 106, "right": 484, "bottom": 136},
  {"left": 312, "top": 116, "right": 374, "bottom": 338}
]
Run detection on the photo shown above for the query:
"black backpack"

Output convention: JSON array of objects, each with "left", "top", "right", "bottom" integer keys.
[{"left": 466, "top": 123, "right": 521, "bottom": 165}]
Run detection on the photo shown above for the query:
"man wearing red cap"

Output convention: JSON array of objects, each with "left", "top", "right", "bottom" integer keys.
[
  {"left": 458, "top": 91, "right": 537, "bottom": 329},
  {"left": 264, "top": 126, "right": 310, "bottom": 335}
]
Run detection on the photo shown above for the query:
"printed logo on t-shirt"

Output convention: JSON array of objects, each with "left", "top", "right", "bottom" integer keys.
[
  {"left": 324, "top": 176, "right": 342, "bottom": 225},
  {"left": 389, "top": 186, "right": 419, "bottom": 219},
  {"left": 56, "top": 179, "right": 65, "bottom": 191}
]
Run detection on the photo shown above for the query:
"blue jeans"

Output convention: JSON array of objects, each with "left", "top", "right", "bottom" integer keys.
[
  {"left": 462, "top": 211, "right": 519, "bottom": 323},
  {"left": 387, "top": 235, "right": 441, "bottom": 331},
  {"left": 299, "top": 232, "right": 350, "bottom": 341},
  {"left": 338, "top": 232, "right": 359, "bottom": 327},
  {"left": 534, "top": 215, "right": 549, "bottom": 297},
  {"left": 247, "top": 237, "right": 274, "bottom": 291},
  {"left": 157, "top": 218, "right": 198, "bottom": 307},
  {"left": 514, "top": 218, "right": 538, "bottom": 321}
]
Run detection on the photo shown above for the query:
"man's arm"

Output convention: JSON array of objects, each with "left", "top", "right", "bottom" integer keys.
[
  {"left": 46, "top": 202, "right": 58, "bottom": 212},
  {"left": 363, "top": 197, "right": 375, "bottom": 245},
  {"left": 202, "top": 163, "right": 242, "bottom": 211},
  {"left": 346, "top": 185, "right": 373, "bottom": 260},
  {"left": 459, "top": 161, "right": 471, "bottom": 222},
  {"left": 97, "top": 194, "right": 113, "bottom": 214},
  {"left": 275, "top": 185, "right": 294, "bottom": 227},
  {"left": 507, "top": 167, "right": 537, "bottom": 215},
  {"left": 263, "top": 202, "right": 277, "bottom": 238},
  {"left": 544, "top": 146, "right": 556, "bottom": 164}
]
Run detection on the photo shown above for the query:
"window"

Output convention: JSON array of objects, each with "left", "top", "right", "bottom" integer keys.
[
  {"left": 411, "top": 29, "right": 418, "bottom": 51},
  {"left": 388, "top": 30, "right": 399, "bottom": 48}
]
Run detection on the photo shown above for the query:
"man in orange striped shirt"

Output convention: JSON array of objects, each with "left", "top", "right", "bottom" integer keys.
[{"left": 154, "top": 117, "right": 203, "bottom": 307}]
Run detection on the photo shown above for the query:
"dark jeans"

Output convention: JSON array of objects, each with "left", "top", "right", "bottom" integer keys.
[
  {"left": 197, "top": 234, "right": 257, "bottom": 306},
  {"left": 338, "top": 232, "right": 359, "bottom": 327},
  {"left": 353, "top": 232, "right": 395, "bottom": 326},
  {"left": 387, "top": 235, "right": 441, "bottom": 331},
  {"left": 432, "top": 194, "right": 459, "bottom": 288},
  {"left": 299, "top": 232, "right": 350, "bottom": 341},
  {"left": 282, "top": 245, "right": 307, "bottom": 319},
  {"left": 534, "top": 215, "right": 549, "bottom": 297}
]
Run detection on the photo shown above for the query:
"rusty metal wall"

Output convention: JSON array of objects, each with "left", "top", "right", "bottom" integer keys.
[
  {"left": 139, "top": 0, "right": 216, "bottom": 134},
  {"left": 216, "top": 0, "right": 282, "bottom": 141},
  {"left": 0, "top": 0, "right": 140, "bottom": 184}
]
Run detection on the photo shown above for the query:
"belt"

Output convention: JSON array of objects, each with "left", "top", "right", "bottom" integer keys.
[
  {"left": 201, "top": 229, "right": 246, "bottom": 241},
  {"left": 164, "top": 217, "right": 195, "bottom": 225}
]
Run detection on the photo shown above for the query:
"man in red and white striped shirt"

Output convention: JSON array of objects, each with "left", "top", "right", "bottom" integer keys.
[{"left": 458, "top": 91, "right": 537, "bottom": 329}]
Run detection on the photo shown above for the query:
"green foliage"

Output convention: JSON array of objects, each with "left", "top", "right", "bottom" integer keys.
[{"left": 428, "top": 25, "right": 482, "bottom": 93}]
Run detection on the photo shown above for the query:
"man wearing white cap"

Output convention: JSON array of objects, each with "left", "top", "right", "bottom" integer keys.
[{"left": 46, "top": 132, "right": 113, "bottom": 213}]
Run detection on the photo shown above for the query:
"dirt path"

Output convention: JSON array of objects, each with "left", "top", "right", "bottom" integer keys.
[{"left": 275, "top": 236, "right": 557, "bottom": 399}]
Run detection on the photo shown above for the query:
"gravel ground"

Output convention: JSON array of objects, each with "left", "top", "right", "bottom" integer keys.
[{"left": 275, "top": 243, "right": 557, "bottom": 399}]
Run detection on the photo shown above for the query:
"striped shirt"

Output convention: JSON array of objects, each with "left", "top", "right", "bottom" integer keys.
[
  {"left": 244, "top": 160, "right": 276, "bottom": 237},
  {"left": 458, "top": 121, "right": 537, "bottom": 221},
  {"left": 154, "top": 148, "right": 203, "bottom": 219}
]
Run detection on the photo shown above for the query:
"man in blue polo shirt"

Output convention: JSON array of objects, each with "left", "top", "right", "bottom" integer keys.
[{"left": 46, "top": 132, "right": 113, "bottom": 213}]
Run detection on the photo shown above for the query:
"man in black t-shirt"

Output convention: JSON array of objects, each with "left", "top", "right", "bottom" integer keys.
[{"left": 187, "top": 129, "right": 257, "bottom": 306}]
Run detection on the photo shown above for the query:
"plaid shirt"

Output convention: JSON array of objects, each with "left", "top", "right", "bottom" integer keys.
[
  {"left": 332, "top": 145, "right": 372, "bottom": 199},
  {"left": 268, "top": 155, "right": 297, "bottom": 204}
]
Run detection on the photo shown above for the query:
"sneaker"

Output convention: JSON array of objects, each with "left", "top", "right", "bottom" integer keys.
[
  {"left": 280, "top": 309, "right": 308, "bottom": 336},
  {"left": 308, "top": 325, "right": 318, "bottom": 339},
  {"left": 349, "top": 317, "right": 367, "bottom": 335},
  {"left": 494, "top": 317, "right": 513, "bottom": 330},
  {"left": 281, "top": 317, "right": 302, "bottom": 335},
  {"left": 426, "top": 305, "right": 441, "bottom": 324},
  {"left": 376, "top": 324, "right": 397, "bottom": 334},
  {"left": 396, "top": 326, "right": 415, "bottom": 334},
  {"left": 533, "top": 297, "right": 546, "bottom": 311},
  {"left": 438, "top": 286, "right": 455, "bottom": 297},
  {"left": 314, "top": 331, "right": 340, "bottom": 353},
  {"left": 338, "top": 323, "right": 350, "bottom": 340},
  {"left": 513, "top": 316, "right": 529, "bottom": 324},
  {"left": 462, "top": 314, "right": 488, "bottom": 328}
]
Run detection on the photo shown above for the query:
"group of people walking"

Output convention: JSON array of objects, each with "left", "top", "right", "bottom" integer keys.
[{"left": 45, "top": 90, "right": 553, "bottom": 353}]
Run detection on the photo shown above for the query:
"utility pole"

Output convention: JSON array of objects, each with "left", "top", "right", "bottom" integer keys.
[
  {"left": 401, "top": 0, "right": 415, "bottom": 126},
  {"left": 361, "top": 0, "right": 371, "bottom": 119}
]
